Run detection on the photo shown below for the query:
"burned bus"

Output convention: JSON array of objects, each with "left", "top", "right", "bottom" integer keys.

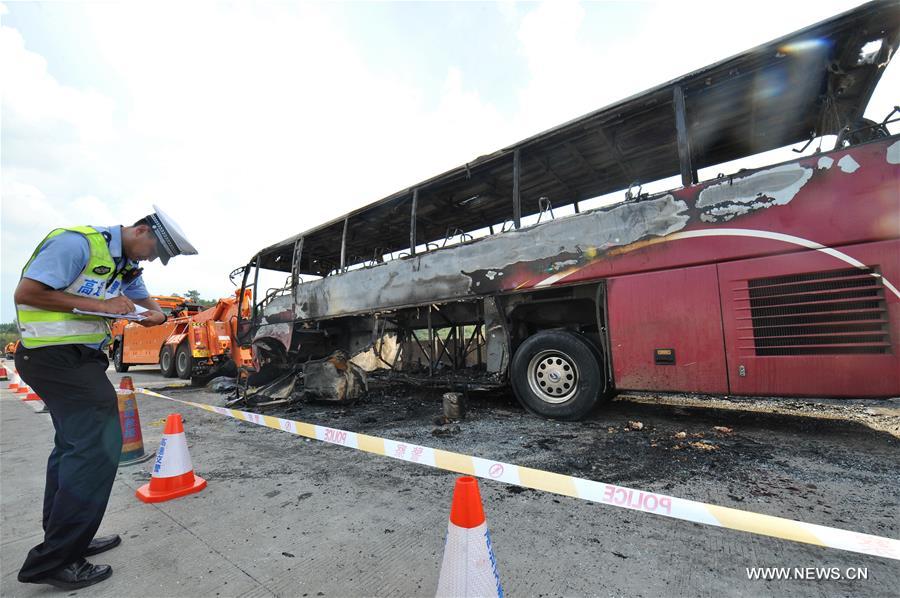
[{"left": 237, "top": 1, "right": 900, "bottom": 420}]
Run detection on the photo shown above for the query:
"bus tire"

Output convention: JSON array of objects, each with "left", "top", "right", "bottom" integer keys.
[
  {"left": 113, "top": 342, "right": 129, "bottom": 373},
  {"left": 175, "top": 342, "right": 193, "bottom": 380},
  {"left": 510, "top": 329, "right": 607, "bottom": 421},
  {"left": 160, "top": 346, "right": 177, "bottom": 378}
]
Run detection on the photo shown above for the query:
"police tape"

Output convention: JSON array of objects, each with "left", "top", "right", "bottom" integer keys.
[{"left": 136, "top": 388, "right": 900, "bottom": 561}]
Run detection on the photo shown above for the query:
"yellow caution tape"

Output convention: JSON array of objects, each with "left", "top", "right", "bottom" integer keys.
[{"left": 137, "top": 388, "right": 900, "bottom": 561}]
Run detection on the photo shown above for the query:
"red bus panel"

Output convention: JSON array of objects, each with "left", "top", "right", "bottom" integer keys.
[
  {"left": 608, "top": 265, "right": 729, "bottom": 393},
  {"left": 718, "top": 240, "right": 900, "bottom": 397}
]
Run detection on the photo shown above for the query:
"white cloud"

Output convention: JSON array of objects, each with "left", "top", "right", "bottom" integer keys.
[
  {"left": 1, "top": 1, "right": 515, "bottom": 314},
  {"left": 2, "top": 181, "right": 64, "bottom": 228},
  {"left": 0, "top": 25, "right": 114, "bottom": 146}
]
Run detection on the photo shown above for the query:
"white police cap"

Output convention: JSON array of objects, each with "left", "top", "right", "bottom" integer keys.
[{"left": 145, "top": 204, "right": 198, "bottom": 265}]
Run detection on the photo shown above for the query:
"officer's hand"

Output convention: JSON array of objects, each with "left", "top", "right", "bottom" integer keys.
[
  {"left": 139, "top": 310, "right": 166, "bottom": 327},
  {"left": 101, "top": 295, "right": 136, "bottom": 315}
]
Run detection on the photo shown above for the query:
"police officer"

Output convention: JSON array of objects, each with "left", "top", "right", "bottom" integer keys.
[{"left": 14, "top": 206, "right": 198, "bottom": 590}]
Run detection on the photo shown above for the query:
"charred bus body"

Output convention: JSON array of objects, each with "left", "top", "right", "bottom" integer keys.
[{"left": 238, "top": 1, "right": 900, "bottom": 420}]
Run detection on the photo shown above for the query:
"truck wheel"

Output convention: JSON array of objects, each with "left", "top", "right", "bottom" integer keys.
[
  {"left": 113, "top": 342, "right": 129, "bottom": 373},
  {"left": 510, "top": 329, "right": 608, "bottom": 421},
  {"left": 175, "top": 343, "right": 193, "bottom": 379},
  {"left": 160, "top": 346, "right": 177, "bottom": 377}
]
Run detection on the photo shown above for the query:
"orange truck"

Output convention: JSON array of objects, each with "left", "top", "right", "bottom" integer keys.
[{"left": 110, "top": 290, "right": 253, "bottom": 380}]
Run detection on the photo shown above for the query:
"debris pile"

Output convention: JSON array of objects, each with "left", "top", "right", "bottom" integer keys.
[
  {"left": 688, "top": 441, "right": 719, "bottom": 452},
  {"left": 220, "top": 351, "right": 368, "bottom": 409}
]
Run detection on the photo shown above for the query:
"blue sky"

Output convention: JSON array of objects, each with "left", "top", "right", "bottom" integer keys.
[{"left": 1, "top": 1, "right": 895, "bottom": 322}]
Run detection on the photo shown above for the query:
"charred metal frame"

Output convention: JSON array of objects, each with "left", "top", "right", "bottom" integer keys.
[
  {"left": 339, "top": 217, "right": 349, "bottom": 271},
  {"left": 410, "top": 188, "right": 419, "bottom": 255},
  {"left": 291, "top": 238, "right": 304, "bottom": 287},
  {"left": 673, "top": 85, "right": 698, "bottom": 187},
  {"left": 512, "top": 149, "right": 522, "bottom": 229},
  {"left": 249, "top": 3, "right": 897, "bottom": 282},
  {"left": 403, "top": 303, "right": 487, "bottom": 376}
]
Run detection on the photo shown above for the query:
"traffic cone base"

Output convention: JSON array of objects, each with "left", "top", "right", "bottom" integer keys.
[
  {"left": 136, "top": 413, "right": 206, "bottom": 503},
  {"left": 136, "top": 471, "right": 206, "bottom": 503},
  {"left": 7, "top": 370, "right": 19, "bottom": 390}
]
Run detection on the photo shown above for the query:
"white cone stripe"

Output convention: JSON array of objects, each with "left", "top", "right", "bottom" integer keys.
[
  {"left": 436, "top": 521, "right": 503, "bottom": 598},
  {"left": 152, "top": 432, "right": 194, "bottom": 478},
  {"left": 136, "top": 388, "right": 900, "bottom": 561}
]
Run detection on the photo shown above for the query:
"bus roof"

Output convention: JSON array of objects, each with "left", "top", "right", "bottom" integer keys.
[{"left": 259, "top": 0, "right": 900, "bottom": 275}]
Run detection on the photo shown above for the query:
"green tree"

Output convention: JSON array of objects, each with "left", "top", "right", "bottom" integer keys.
[
  {"left": 0, "top": 321, "right": 19, "bottom": 348},
  {"left": 174, "top": 291, "right": 215, "bottom": 307}
]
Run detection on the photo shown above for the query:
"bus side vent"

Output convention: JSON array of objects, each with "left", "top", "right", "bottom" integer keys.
[{"left": 741, "top": 267, "right": 891, "bottom": 356}]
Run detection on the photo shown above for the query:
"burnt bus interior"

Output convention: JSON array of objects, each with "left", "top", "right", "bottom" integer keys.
[{"left": 237, "top": 1, "right": 899, "bottom": 407}]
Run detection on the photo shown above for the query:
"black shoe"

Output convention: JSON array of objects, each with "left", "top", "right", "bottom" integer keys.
[
  {"left": 22, "top": 559, "right": 112, "bottom": 590},
  {"left": 85, "top": 534, "right": 122, "bottom": 556}
]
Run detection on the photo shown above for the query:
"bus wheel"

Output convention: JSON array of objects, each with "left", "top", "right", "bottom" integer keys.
[
  {"left": 175, "top": 342, "right": 193, "bottom": 380},
  {"left": 160, "top": 346, "right": 177, "bottom": 378},
  {"left": 511, "top": 329, "right": 606, "bottom": 421},
  {"left": 113, "top": 342, "right": 129, "bottom": 373}
]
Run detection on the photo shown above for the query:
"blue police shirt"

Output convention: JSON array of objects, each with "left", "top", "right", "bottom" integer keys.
[{"left": 22, "top": 225, "right": 151, "bottom": 349}]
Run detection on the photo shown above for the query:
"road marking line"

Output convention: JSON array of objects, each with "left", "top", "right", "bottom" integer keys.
[{"left": 136, "top": 388, "right": 900, "bottom": 561}]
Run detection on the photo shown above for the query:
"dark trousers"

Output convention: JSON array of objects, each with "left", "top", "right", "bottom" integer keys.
[{"left": 15, "top": 344, "right": 122, "bottom": 581}]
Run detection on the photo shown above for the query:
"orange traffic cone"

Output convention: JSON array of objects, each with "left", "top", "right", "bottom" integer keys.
[
  {"left": 0, "top": 366, "right": 8, "bottom": 381},
  {"left": 435, "top": 477, "right": 503, "bottom": 598},
  {"left": 8, "top": 370, "right": 19, "bottom": 391},
  {"left": 16, "top": 381, "right": 29, "bottom": 395},
  {"left": 23, "top": 387, "right": 42, "bottom": 401},
  {"left": 117, "top": 377, "right": 152, "bottom": 465},
  {"left": 136, "top": 413, "right": 207, "bottom": 503}
]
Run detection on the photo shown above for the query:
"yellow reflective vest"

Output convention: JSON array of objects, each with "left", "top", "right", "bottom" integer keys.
[{"left": 16, "top": 226, "right": 135, "bottom": 348}]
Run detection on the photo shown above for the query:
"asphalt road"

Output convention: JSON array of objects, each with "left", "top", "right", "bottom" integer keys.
[{"left": 1, "top": 362, "right": 897, "bottom": 597}]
